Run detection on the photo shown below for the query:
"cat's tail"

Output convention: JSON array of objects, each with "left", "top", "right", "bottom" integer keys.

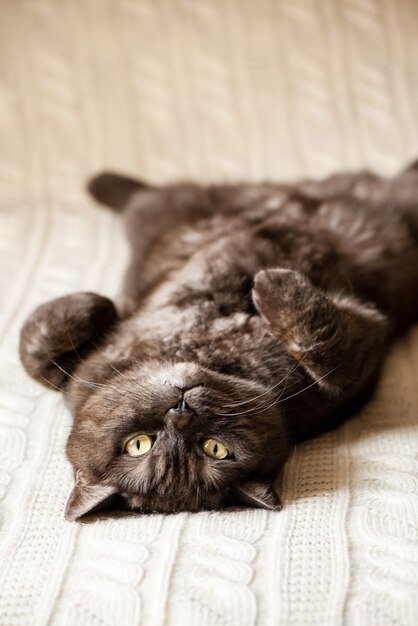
[{"left": 87, "top": 172, "right": 151, "bottom": 211}]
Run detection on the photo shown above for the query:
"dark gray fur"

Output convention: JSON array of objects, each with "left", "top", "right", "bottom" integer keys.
[{"left": 20, "top": 162, "right": 418, "bottom": 520}]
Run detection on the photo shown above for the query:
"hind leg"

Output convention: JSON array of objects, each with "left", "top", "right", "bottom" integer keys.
[
  {"left": 88, "top": 173, "right": 216, "bottom": 314},
  {"left": 120, "top": 184, "right": 213, "bottom": 314}
]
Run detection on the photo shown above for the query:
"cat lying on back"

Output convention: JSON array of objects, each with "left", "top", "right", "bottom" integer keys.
[{"left": 20, "top": 161, "right": 418, "bottom": 521}]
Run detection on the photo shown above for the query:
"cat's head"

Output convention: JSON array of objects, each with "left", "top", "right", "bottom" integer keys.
[
  {"left": 65, "top": 359, "right": 288, "bottom": 520},
  {"left": 20, "top": 292, "right": 290, "bottom": 521}
]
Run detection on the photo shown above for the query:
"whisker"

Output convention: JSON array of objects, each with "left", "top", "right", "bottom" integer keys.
[
  {"left": 221, "top": 369, "right": 289, "bottom": 408},
  {"left": 216, "top": 356, "right": 306, "bottom": 416},
  {"left": 66, "top": 324, "right": 83, "bottom": 364},
  {"left": 275, "top": 352, "right": 308, "bottom": 403},
  {"left": 86, "top": 337, "right": 133, "bottom": 381},
  {"left": 40, "top": 375, "right": 65, "bottom": 393},
  {"left": 49, "top": 359, "right": 106, "bottom": 389},
  {"left": 214, "top": 405, "right": 264, "bottom": 417},
  {"left": 66, "top": 327, "right": 137, "bottom": 394},
  {"left": 51, "top": 345, "right": 147, "bottom": 404},
  {"left": 223, "top": 368, "right": 332, "bottom": 422},
  {"left": 277, "top": 365, "right": 340, "bottom": 404},
  {"left": 215, "top": 360, "right": 338, "bottom": 418}
]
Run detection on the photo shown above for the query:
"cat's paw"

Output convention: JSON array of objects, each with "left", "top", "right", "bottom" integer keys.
[
  {"left": 253, "top": 269, "right": 307, "bottom": 348},
  {"left": 19, "top": 292, "right": 118, "bottom": 389},
  {"left": 252, "top": 268, "right": 337, "bottom": 354}
]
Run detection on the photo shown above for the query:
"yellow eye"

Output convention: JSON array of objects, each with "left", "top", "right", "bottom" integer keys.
[
  {"left": 125, "top": 434, "right": 154, "bottom": 457},
  {"left": 202, "top": 438, "right": 229, "bottom": 460}
]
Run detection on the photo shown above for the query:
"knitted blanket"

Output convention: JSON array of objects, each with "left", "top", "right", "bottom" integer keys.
[{"left": 0, "top": 1, "right": 417, "bottom": 625}]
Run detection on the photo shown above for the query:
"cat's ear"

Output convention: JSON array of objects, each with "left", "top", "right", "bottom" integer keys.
[
  {"left": 20, "top": 292, "right": 118, "bottom": 390},
  {"left": 402, "top": 157, "right": 418, "bottom": 173},
  {"left": 65, "top": 472, "right": 118, "bottom": 521},
  {"left": 233, "top": 481, "right": 282, "bottom": 511},
  {"left": 87, "top": 171, "right": 151, "bottom": 211}
]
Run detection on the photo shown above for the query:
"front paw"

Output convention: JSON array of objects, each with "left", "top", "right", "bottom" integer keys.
[
  {"left": 252, "top": 269, "right": 336, "bottom": 354},
  {"left": 19, "top": 292, "right": 118, "bottom": 389}
]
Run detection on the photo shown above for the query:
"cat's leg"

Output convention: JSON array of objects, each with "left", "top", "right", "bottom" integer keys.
[
  {"left": 120, "top": 184, "right": 215, "bottom": 314},
  {"left": 88, "top": 174, "right": 215, "bottom": 315},
  {"left": 252, "top": 268, "right": 389, "bottom": 399}
]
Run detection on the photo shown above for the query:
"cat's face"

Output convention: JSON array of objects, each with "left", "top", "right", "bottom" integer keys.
[
  {"left": 19, "top": 291, "right": 291, "bottom": 521},
  {"left": 65, "top": 360, "right": 288, "bottom": 520}
]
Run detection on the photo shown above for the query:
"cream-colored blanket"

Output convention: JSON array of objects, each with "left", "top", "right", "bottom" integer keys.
[{"left": 1, "top": 1, "right": 417, "bottom": 624}]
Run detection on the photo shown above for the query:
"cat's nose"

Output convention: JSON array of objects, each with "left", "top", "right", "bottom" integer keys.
[
  {"left": 164, "top": 380, "right": 203, "bottom": 392},
  {"left": 166, "top": 398, "right": 194, "bottom": 430}
]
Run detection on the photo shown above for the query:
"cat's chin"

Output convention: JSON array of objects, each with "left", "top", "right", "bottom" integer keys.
[
  {"left": 107, "top": 481, "right": 282, "bottom": 517},
  {"left": 123, "top": 489, "right": 230, "bottom": 515}
]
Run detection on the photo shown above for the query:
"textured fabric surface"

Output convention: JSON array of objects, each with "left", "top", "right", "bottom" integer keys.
[{"left": 0, "top": 1, "right": 418, "bottom": 625}]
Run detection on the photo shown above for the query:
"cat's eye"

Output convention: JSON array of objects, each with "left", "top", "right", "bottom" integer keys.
[
  {"left": 125, "top": 434, "right": 154, "bottom": 457},
  {"left": 202, "top": 438, "right": 229, "bottom": 460}
]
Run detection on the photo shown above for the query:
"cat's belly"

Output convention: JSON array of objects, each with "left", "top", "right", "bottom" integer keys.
[
  {"left": 135, "top": 192, "right": 417, "bottom": 326},
  {"left": 140, "top": 219, "right": 346, "bottom": 313}
]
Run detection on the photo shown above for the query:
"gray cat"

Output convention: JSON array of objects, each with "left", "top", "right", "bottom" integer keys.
[{"left": 19, "top": 161, "right": 418, "bottom": 520}]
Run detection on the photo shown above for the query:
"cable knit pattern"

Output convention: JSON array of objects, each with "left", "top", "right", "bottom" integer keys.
[{"left": 0, "top": 1, "right": 417, "bottom": 625}]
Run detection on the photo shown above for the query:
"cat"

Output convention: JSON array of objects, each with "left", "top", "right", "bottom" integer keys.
[{"left": 19, "top": 161, "right": 418, "bottom": 521}]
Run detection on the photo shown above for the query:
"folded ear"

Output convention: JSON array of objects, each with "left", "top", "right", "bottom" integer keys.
[
  {"left": 65, "top": 471, "right": 118, "bottom": 521},
  {"left": 233, "top": 480, "right": 282, "bottom": 511},
  {"left": 20, "top": 292, "right": 118, "bottom": 390}
]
